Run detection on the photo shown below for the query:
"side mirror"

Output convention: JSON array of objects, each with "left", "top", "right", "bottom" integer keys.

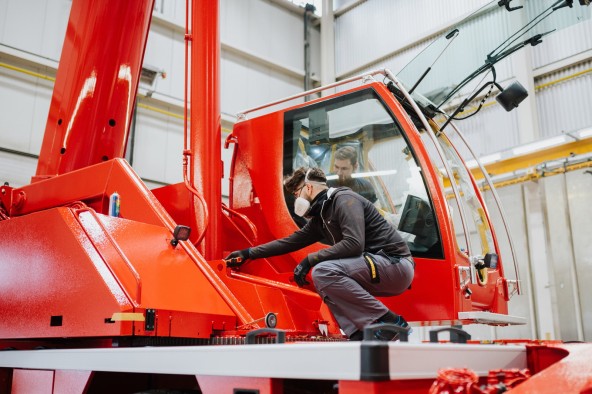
[
  {"left": 484, "top": 253, "right": 498, "bottom": 269},
  {"left": 496, "top": 81, "right": 528, "bottom": 112}
]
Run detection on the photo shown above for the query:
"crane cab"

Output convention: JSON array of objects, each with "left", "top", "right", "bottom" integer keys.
[{"left": 226, "top": 73, "right": 519, "bottom": 327}]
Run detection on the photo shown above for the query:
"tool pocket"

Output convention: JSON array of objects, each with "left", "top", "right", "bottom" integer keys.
[{"left": 363, "top": 252, "right": 381, "bottom": 284}]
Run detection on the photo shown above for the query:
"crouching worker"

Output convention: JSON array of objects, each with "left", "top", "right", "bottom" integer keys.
[{"left": 224, "top": 166, "right": 414, "bottom": 341}]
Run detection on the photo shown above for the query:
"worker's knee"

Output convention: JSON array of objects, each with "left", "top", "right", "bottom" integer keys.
[{"left": 311, "top": 261, "right": 342, "bottom": 285}]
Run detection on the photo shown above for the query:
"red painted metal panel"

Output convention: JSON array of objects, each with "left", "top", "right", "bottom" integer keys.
[
  {"left": 11, "top": 369, "right": 53, "bottom": 394},
  {"left": 0, "top": 208, "right": 133, "bottom": 339},
  {"left": 190, "top": 0, "right": 222, "bottom": 260},
  {"left": 483, "top": 343, "right": 592, "bottom": 393},
  {"left": 35, "top": 0, "right": 154, "bottom": 179},
  {"left": 93, "top": 214, "right": 235, "bottom": 318},
  {"left": 53, "top": 370, "right": 92, "bottom": 394},
  {"left": 13, "top": 160, "right": 172, "bottom": 227},
  {"left": 0, "top": 204, "right": 246, "bottom": 340}
]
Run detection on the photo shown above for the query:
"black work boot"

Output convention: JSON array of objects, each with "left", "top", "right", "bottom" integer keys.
[
  {"left": 373, "top": 311, "right": 410, "bottom": 341},
  {"left": 348, "top": 331, "right": 364, "bottom": 341}
]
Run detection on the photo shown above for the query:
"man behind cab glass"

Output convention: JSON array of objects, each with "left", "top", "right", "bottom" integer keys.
[{"left": 327, "top": 146, "right": 377, "bottom": 204}]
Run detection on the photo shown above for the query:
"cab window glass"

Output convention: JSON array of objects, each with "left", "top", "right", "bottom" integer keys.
[{"left": 283, "top": 89, "right": 443, "bottom": 259}]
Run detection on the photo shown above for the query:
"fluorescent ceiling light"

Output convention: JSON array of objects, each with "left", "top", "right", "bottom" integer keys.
[
  {"left": 480, "top": 153, "right": 502, "bottom": 165},
  {"left": 465, "top": 153, "right": 501, "bottom": 169},
  {"left": 578, "top": 128, "right": 592, "bottom": 139},
  {"left": 326, "top": 170, "right": 398, "bottom": 180},
  {"left": 465, "top": 160, "right": 477, "bottom": 169},
  {"left": 512, "top": 135, "right": 567, "bottom": 156},
  {"left": 352, "top": 170, "right": 398, "bottom": 178}
]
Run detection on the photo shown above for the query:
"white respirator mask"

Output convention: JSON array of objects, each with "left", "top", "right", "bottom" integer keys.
[
  {"left": 293, "top": 168, "right": 326, "bottom": 217},
  {"left": 294, "top": 196, "right": 311, "bottom": 217}
]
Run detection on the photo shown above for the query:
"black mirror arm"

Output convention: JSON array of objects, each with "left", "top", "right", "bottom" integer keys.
[{"left": 498, "top": 0, "right": 524, "bottom": 12}]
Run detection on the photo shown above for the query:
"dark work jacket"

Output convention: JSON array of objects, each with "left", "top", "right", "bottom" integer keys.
[
  {"left": 249, "top": 187, "right": 411, "bottom": 265},
  {"left": 327, "top": 177, "right": 377, "bottom": 203}
]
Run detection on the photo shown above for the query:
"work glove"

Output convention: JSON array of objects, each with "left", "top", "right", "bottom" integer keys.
[
  {"left": 293, "top": 256, "right": 312, "bottom": 287},
  {"left": 224, "top": 248, "right": 250, "bottom": 268}
]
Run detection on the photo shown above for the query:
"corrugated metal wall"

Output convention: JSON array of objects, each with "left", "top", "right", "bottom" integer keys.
[
  {"left": 334, "top": 0, "right": 491, "bottom": 77},
  {"left": 536, "top": 59, "right": 592, "bottom": 139},
  {"left": 542, "top": 170, "right": 592, "bottom": 341},
  {"left": 450, "top": 103, "right": 520, "bottom": 157}
]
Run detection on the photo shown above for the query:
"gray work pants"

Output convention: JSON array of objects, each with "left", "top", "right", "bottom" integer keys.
[{"left": 311, "top": 252, "right": 414, "bottom": 337}]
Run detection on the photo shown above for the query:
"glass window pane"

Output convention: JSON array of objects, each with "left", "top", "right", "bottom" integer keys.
[{"left": 283, "top": 89, "right": 443, "bottom": 259}]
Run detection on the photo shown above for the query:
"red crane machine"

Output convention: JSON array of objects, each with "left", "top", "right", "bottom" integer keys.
[{"left": 1, "top": 0, "right": 590, "bottom": 393}]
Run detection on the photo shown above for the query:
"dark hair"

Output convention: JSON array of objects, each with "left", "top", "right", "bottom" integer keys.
[
  {"left": 284, "top": 167, "right": 327, "bottom": 194},
  {"left": 334, "top": 146, "right": 358, "bottom": 166}
]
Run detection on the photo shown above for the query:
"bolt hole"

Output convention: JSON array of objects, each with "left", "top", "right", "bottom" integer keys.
[
  {"left": 57, "top": 118, "right": 63, "bottom": 126},
  {"left": 108, "top": 119, "right": 116, "bottom": 127},
  {"left": 102, "top": 155, "right": 108, "bottom": 161},
  {"left": 60, "top": 148, "right": 66, "bottom": 154},
  {"left": 50, "top": 315, "right": 63, "bottom": 327}
]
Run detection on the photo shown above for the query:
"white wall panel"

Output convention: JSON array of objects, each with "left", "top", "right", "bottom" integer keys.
[
  {"left": 0, "top": 0, "right": 7, "bottom": 42},
  {"left": 450, "top": 103, "right": 520, "bottom": 157},
  {"left": 28, "top": 76, "right": 52, "bottom": 154},
  {"left": 0, "top": 151, "right": 37, "bottom": 188},
  {"left": 145, "top": 0, "right": 314, "bottom": 124},
  {"left": 221, "top": 0, "right": 306, "bottom": 72},
  {"left": 334, "top": 0, "right": 491, "bottom": 76},
  {"left": 170, "top": 30, "right": 187, "bottom": 104},
  {"left": 333, "top": 0, "right": 358, "bottom": 11},
  {"left": 341, "top": 39, "right": 430, "bottom": 80},
  {"left": 0, "top": 68, "right": 35, "bottom": 152},
  {"left": 532, "top": 19, "right": 592, "bottom": 70},
  {"left": 543, "top": 173, "right": 586, "bottom": 341},
  {"left": 153, "top": 0, "right": 185, "bottom": 26},
  {"left": 487, "top": 185, "right": 536, "bottom": 340},
  {"left": 0, "top": 0, "right": 69, "bottom": 61},
  {"left": 162, "top": 117, "right": 184, "bottom": 184},
  {"left": 1, "top": 0, "right": 47, "bottom": 56},
  {"left": 132, "top": 108, "right": 169, "bottom": 182},
  {"left": 143, "top": 24, "right": 179, "bottom": 100},
  {"left": 39, "top": 0, "right": 70, "bottom": 60},
  {"left": 132, "top": 106, "right": 183, "bottom": 185},
  {"left": 566, "top": 170, "right": 592, "bottom": 341},
  {"left": 0, "top": 66, "right": 52, "bottom": 154},
  {"left": 536, "top": 60, "right": 592, "bottom": 138},
  {"left": 221, "top": 50, "right": 303, "bottom": 115}
]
